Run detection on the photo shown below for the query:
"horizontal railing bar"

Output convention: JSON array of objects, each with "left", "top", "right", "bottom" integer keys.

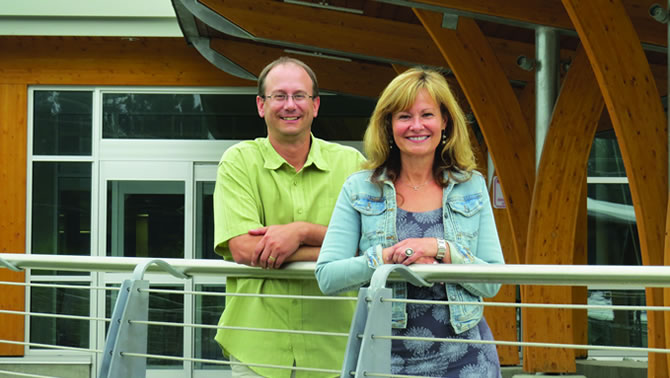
[
  {"left": 0, "top": 281, "right": 118, "bottom": 291},
  {"left": 129, "top": 319, "right": 349, "bottom": 337},
  {"left": 0, "top": 339, "right": 102, "bottom": 354},
  {"left": 0, "top": 309, "right": 109, "bottom": 322},
  {"left": 385, "top": 298, "right": 662, "bottom": 312},
  {"left": 374, "top": 335, "right": 670, "bottom": 354},
  {"left": 4, "top": 254, "right": 670, "bottom": 287},
  {"left": 0, "top": 369, "right": 60, "bottom": 378},
  {"left": 363, "top": 373, "right": 433, "bottom": 378},
  {"left": 142, "top": 287, "right": 356, "bottom": 301},
  {"left": 120, "top": 351, "right": 341, "bottom": 374}
]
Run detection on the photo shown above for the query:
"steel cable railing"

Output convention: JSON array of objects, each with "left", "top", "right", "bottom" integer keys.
[
  {"left": 1, "top": 253, "right": 670, "bottom": 377},
  {"left": 0, "top": 369, "right": 63, "bottom": 378}
]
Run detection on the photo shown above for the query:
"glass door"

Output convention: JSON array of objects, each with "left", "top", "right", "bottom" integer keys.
[{"left": 96, "top": 161, "right": 193, "bottom": 377}]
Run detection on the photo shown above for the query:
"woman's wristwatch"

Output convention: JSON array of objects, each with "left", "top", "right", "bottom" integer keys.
[{"left": 436, "top": 238, "right": 447, "bottom": 260}]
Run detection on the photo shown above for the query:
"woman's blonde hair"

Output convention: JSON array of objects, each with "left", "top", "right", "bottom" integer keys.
[{"left": 363, "top": 67, "right": 476, "bottom": 186}]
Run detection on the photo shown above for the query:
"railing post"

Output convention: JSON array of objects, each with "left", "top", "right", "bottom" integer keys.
[
  {"left": 99, "top": 259, "right": 189, "bottom": 378},
  {"left": 99, "top": 278, "right": 149, "bottom": 378},
  {"left": 342, "top": 265, "right": 431, "bottom": 376}
]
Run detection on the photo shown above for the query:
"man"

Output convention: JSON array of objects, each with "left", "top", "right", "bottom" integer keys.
[{"left": 213, "top": 57, "right": 365, "bottom": 377}]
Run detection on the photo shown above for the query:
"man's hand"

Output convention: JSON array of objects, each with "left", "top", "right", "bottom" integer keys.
[
  {"left": 228, "top": 222, "right": 326, "bottom": 268},
  {"left": 248, "top": 223, "right": 304, "bottom": 269}
]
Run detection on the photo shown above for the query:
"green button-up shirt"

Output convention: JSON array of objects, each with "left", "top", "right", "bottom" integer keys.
[{"left": 213, "top": 136, "right": 365, "bottom": 377}]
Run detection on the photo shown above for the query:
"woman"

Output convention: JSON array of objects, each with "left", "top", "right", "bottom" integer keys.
[{"left": 316, "top": 67, "right": 504, "bottom": 377}]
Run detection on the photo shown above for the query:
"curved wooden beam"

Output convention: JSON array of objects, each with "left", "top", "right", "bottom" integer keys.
[
  {"left": 0, "top": 83, "right": 27, "bottom": 355},
  {"left": 522, "top": 46, "right": 604, "bottom": 372},
  {"left": 414, "top": 8, "right": 534, "bottom": 265},
  {"left": 414, "top": 0, "right": 666, "bottom": 47},
  {"left": 561, "top": 0, "right": 668, "bottom": 375},
  {"left": 487, "top": 209, "right": 520, "bottom": 365}
]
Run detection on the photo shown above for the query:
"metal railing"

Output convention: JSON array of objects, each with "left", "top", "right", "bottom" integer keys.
[{"left": 1, "top": 253, "right": 669, "bottom": 377}]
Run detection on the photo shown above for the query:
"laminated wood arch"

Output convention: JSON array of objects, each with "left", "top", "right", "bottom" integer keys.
[
  {"left": 413, "top": 0, "right": 667, "bottom": 46},
  {"left": 522, "top": 46, "right": 604, "bottom": 372},
  {"left": 414, "top": 9, "right": 534, "bottom": 265},
  {"left": 561, "top": 0, "right": 668, "bottom": 376}
]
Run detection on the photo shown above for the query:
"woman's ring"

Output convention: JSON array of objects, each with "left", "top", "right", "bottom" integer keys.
[
  {"left": 268, "top": 256, "right": 276, "bottom": 262},
  {"left": 404, "top": 248, "right": 414, "bottom": 257}
]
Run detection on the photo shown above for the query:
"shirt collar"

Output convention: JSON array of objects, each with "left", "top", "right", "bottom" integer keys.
[{"left": 262, "top": 134, "right": 330, "bottom": 172}]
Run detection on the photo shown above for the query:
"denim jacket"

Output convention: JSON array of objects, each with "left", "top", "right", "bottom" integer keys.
[{"left": 316, "top": 169, "right": 504, "bottom": 334}]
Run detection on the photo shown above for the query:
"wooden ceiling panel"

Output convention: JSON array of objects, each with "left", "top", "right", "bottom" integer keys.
[
  {"left": 201, "top": 0, "right": 445, "bottom": 66},
  {"left": 209, "top": 38, "right": 396, "bottom": 98},
  {"left": 196, "top": 0, "right": 548, "bottom": 83},
  {"left": 181, "top": 0, "right": 667, "bottom": 100}
]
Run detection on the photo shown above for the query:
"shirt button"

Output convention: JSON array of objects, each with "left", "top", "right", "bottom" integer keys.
[
  {"left": 297, "top": 209, "right": 303, "bottom": 214},
  {"left": 293, "top": 181, "right": 297, "bottom": 186}
]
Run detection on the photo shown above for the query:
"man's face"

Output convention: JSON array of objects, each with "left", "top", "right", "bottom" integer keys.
[{"left": 256, "top": 63, "right": 320, "bottom": 143}]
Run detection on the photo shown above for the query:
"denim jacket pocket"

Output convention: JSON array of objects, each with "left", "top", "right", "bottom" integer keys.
[
  {"left": 352, "top": 194, "right": 387, "bottom": 247},
  {"left": 447, "top": 193, "right": 484, "bottom": 249},
  {"left": 447, "top": 284, "right": 484, "bottom": 334}
]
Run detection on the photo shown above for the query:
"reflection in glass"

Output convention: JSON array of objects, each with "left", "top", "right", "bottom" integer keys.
[
  {"left": 106, "top": 181, "right": 184, "bottom": 258},
  {"left": 311, "top": 95, "right": 374, "bottom": 141},
  {"left": 196, "top": 182, "right": 216, "bottom": 259},
  {"left": 195, "top": 285, "right": 228, "bottom": 369},
  {"left": 102, "top": 93, "right": 373, "bottom": 141},
  {"left": 33, "top": 91, "right": 92, "bottom": 155},
  {"left": 31, "top": 284, "right": 89, "bottom": 349},
  {"left": 106, "top": 285, "right": 184, "bottom": 368},
  {"left": 588, "top": 290, "right": 646, "bottom": 348},
  {"left": 31, "top": 162, "right": 91, "bottom": 261},
  {"left": 103, "top": 93, "right": 265, "bottom": 140},
  {"left": 587, "top": 130, "right": 627, "bottom": 177},
  {"left": 587, "top": 184, "right": 641, "bottom": 266}
]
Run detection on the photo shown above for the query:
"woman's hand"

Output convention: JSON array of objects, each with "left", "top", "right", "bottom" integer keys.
[{"left": 382, "top": 238, "right": 439, "bottom": 265}]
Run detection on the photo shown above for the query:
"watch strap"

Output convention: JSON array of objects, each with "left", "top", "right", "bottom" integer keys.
[{"left": 436, "top": 238, "right": 447, "bottom": 260}]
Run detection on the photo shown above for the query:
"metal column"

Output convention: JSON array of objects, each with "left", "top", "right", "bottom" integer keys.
[{"left": 535, "top": 27, "right": 560, "bottom": 171}]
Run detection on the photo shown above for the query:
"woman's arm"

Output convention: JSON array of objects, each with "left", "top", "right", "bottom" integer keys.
[{"left": 315, "top": 183, "right": 376, "bottom": 295}]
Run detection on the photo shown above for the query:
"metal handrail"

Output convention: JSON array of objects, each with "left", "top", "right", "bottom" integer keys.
[{"left": 3, "top": 253, "right": 670, "bottom": 287}]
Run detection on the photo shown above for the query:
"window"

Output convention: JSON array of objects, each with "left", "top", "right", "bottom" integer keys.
[{"left": 587, "top": 129, "right": 645, "bottom": 350}]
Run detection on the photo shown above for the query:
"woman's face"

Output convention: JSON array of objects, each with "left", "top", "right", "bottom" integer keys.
[{"left": 391, "top": 89, "right": 446, "bottom": 161}]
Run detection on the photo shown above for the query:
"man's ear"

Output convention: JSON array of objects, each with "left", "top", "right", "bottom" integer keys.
[
  {"left": 312, "top": 96, "right": 320, "bottom": 118},
  {"left": 256, "top": 96, "right": 265, "bottom": 118}
]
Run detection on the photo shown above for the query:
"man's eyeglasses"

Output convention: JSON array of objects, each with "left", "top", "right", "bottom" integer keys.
[{"left": 262, "top": 93, "right": 315, "bottom": 103}]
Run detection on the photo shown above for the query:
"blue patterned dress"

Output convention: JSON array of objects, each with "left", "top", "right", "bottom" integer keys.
[{"left": 391, "top": 207, "right": 501, "bottom": 378}]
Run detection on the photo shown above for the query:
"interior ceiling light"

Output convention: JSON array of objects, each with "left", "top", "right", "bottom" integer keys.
[
  {"left": 284, "top": 49, "right": 352, "bottom": 62},
  {"left": 283, "top": 0, "right": 364, "bottom": 15}
]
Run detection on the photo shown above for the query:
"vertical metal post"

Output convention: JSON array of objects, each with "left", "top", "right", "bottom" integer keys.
[
  {"left": 535, "top": 27, "right": 560, "bottom": 171},
  {"left": 99, "top": 279, "right": 150, "bottom": 378},
  {"left": 354, "top": 287, "right": 393, "bottom": 377},
  {"left": 342, "top": 265, "right": 430, "bottom": 376}
]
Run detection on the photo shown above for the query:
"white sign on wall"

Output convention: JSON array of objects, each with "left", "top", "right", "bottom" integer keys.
[{"left": 492, "top": 176, "right": 506, "bottom": 209}]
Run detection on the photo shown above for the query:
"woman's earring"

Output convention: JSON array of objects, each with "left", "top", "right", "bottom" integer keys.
[
  {"left": 389, "top": 138, "right": 395, "bottom": 149},
  {"left": 441, "top": 130, "right": 447, "bottom": 145}
]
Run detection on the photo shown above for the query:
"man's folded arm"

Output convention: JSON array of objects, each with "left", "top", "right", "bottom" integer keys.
[{"left": 229, "top": 221, "right": 326, "bottom": 268}]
